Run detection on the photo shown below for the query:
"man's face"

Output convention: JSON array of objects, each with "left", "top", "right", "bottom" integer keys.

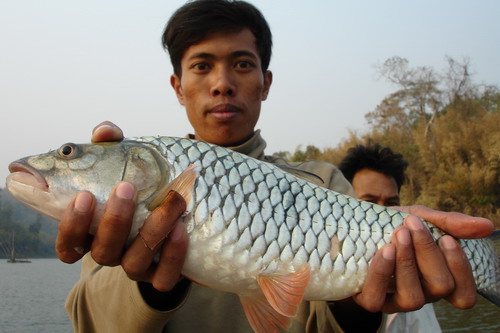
[
  {"left": 352, "top": 168, "right": 400, "bottom": 207},
  {"left": 170, "top": 29, "right": 272, "bottom": 147}
]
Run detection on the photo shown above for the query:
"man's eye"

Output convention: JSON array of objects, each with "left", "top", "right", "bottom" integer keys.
[
  {"left": 236, "top": 61, "right": 254, "bottom": 69},
  {"left": 193, "top": 62, "right": 209, "bottom": 71}
]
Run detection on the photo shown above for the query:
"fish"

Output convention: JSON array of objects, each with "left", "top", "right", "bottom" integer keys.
[{"left": 6, "top": 135, "right": 500, "bottom": 333}]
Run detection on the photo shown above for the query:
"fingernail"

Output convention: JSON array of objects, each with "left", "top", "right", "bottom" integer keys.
[
  {"left": 382, "top": 245, "right": 395, "bottom": 260},
  {"left": 397, "top": 228, "right": 411, "bottom": 245},
  {"left": 170, "top": 222, "right": 185, "bottom": 241},
  {"left": 440, "top": 235, "right": 457, "bottom": 250},
  {"left": 406, "top": 216, "right": 424, "bottom": 231},
  {"left": 73, "top": 247, "right": 85, "bottom": 255},
  {"left": 116, "top": 182, "right": 135, "bottom": 200},
  {"left": 74, "top": 192, "right": 93, "bottom": 213},
  {"left": 92, "top": 124, "right": 114, "bottom": 136}
]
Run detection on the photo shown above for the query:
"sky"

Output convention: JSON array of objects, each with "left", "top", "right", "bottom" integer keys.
[{"left": 1, "top": 0, "right": 499, "bottom": 184}]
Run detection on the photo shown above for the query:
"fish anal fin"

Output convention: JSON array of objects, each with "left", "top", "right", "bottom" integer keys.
[
  {"left": 257, "top": 265, "right": 311, "bottom": 317},
  {"left": 146, "top": 164, "right": 197, "bottom": 211},
  {"left": 240, "top": 294, "right": 291, "bottom": 333}
]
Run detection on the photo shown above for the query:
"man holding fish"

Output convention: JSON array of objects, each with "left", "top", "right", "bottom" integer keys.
[{"left": 42, "top": 1, "right": 495, "bottom": 332}]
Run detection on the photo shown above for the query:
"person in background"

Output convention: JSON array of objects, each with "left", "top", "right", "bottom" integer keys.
[
  {"left": 338, "top": 144, "right": 407, "bottom": 207},
  {"left": 339, "top": 143, "right": 442, "bottom": 332},
  {"left": 56, "top": 1, "right": 491, "bottom": 332}
]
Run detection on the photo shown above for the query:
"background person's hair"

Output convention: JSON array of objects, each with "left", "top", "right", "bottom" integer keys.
[{"left": 339, "top": 144, "right": 409, "bottom": 191}]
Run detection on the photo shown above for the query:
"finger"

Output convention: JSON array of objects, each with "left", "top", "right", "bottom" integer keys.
[
  {"left": 139, "top": 191, "right": 187, "bottom": 250},
  {"left": 405, "top": 215, "right": 454, "bottom": 300},
  {"left": 353, "top": 244, "right": 395, "bottom": 312},
  {"left": 151, "top": 222, "right": 189, "bottom": 292},
  {"left": 397, "top": 205, "right": 493, "bottom": 238},
  {"left": 91, "top": 121, "right": 124, "bottom": 143},
  {"left": 91, "top": 182, "right": 136, "bottom": 266},
  {"left": 122, "top": 191, "right": 187, "bottom": 280},
  {"left": 439, "top": 235, "right": 477, "bottom": 309},
  {"left": 387, "top": 227, "right": 425, "bottom": 312},
  {"left": 56, "top": 191, "right": 95, "bottom": 263}
]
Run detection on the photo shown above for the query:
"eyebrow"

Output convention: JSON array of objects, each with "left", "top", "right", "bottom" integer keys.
[
  {"left": 359, "top": 194, "right": 400, "bottom": 201},
  {"left": 187, "top": 50, "right": 258, "bottom": 61},
  {"left": 359, "top": 194, "right": 378, "bottom": 201}
]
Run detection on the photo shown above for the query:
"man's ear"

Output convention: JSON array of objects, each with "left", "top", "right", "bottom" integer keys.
[
  {"left": 261, "top": 70, "right": 273, "bottom": 101},
  {"left": 170, "top": 74, "right": 185, "bottom": 105}
]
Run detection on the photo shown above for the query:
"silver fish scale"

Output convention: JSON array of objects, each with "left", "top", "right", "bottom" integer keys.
[
  {"left": 460, "top": 237, "right": 498, "bottom": 295},
  {"left": 131, "top": 136, "right": 498, "bottom": 300}
]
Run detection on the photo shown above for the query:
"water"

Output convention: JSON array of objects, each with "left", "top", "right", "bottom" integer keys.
[
  {"left": 0, "top": 259, "right": 80, "bottom": 333},
  {"left": 434, "top": 296, "right": 500, "bottom": 333},
  {"left": 0, "top": 259, "right": 498, "bottom": 332}
]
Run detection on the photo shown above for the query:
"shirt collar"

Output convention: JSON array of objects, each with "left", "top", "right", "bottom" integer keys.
[{"left": 186, "top": 130, "right": 267, "bottom": 159}]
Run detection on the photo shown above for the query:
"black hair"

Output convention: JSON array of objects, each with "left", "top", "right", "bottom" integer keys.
[
  {"left": 162, "top": 0, "right": 272, "bottom": 76},
  {"left": 338, "top": 144, "right": 409, "bottom": 191}
]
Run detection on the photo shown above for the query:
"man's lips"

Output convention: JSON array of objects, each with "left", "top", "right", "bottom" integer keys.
[{"left": 208, "top": 104, "right": 241, "bottom": 121}]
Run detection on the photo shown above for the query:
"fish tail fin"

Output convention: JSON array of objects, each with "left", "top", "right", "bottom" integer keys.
[{"left": 476, "top": 230, "right": 500, "bottom": 306}]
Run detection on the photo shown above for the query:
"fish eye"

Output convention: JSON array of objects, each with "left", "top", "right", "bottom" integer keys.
[{"left": 58, "top": 143, "right": 79, "bottom": 159}]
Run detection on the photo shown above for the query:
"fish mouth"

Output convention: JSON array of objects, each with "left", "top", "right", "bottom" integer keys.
[{"left": 7, "top": 162, "right": 49, "bottom": 192}]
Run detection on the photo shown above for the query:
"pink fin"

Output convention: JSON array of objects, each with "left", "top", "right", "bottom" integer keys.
[
  {"left": 257, "top": 265, "right": 311, "bottom": 317},
  {"left": 146, "top": 164, "right": 197, "bottom": 211},
  {"left": 240, "top": 294, "right": 291, "bottom": 333}
]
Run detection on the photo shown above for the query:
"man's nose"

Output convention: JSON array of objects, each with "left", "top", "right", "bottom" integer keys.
[{"left": 211, "top": 68, "right": 236, "bottom": 96}]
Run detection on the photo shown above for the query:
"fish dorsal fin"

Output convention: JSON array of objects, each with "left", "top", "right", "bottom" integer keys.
[
  {"left": 275, "top": 164, "right": 325, "bottom": 185},
  {"left": 146, "top": 164, "right": 197, "bottom": 211},
  {"left": 239, "top": 294, "right": 291, "bottom": 333},
  {"left": 256, "top": 265, "right": 311, "bottom": 317}
]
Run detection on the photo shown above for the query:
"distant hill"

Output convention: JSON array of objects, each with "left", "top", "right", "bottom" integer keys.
[{"left": 0, "top": 187, "right": 58, "bottom": 258}]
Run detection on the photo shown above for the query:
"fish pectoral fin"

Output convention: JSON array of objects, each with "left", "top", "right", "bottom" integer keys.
[
  {"left": 257, "top": 265, "right": 311, "bottom": 317},
  {"left": 239, "top": 294, "right": 291, "bottom": 333},
  {"left": 146, "top": 164, "right": 197, "bottom": 211},
  {"left": 240, "top": 266, "right": 311, "bottom": 333}
]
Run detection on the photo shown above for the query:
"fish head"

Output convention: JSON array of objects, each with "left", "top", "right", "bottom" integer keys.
[{"left": 6, "top": 140, "right": 169, "bottom": 223}]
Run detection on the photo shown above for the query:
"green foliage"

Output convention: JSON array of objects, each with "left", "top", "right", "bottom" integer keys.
[{"left": 288, "top": 145, "right": 322, "bottom": 162}]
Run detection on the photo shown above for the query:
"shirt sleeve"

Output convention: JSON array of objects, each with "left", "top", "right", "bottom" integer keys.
[
  {"left": 264, "top": 157, "right": 355, "bottom": 195},
  {"left": 65, "top": 254, "right": 190, "bottom": 333}
]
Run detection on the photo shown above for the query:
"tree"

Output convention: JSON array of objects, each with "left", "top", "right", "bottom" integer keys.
[
  {"left": 287, "top": 145, "right": 322, "bottom": 162},
  {"left": 272, "top": 56, "right": 499, "bottom": 226},
  {"left": 370, "top": 56, "right": 443, "bottom": 166}
]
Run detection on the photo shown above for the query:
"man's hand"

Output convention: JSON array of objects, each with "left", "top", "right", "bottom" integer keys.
[
  {"left": 122, "top": 190, "right": 188, "bottom": 291},
  {"left": 352, "top": 206, "right": 493, "bottom": 313},
  {"left": 56, "top": 121, "right": 189, "bottom": 294},
  {"left": 91, "top": 120, "right": 124, "bottom": 143}
]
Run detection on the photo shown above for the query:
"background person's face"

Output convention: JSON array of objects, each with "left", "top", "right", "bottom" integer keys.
[{"left": 352, "top": 168, "right": 400, "bottom": 206}]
